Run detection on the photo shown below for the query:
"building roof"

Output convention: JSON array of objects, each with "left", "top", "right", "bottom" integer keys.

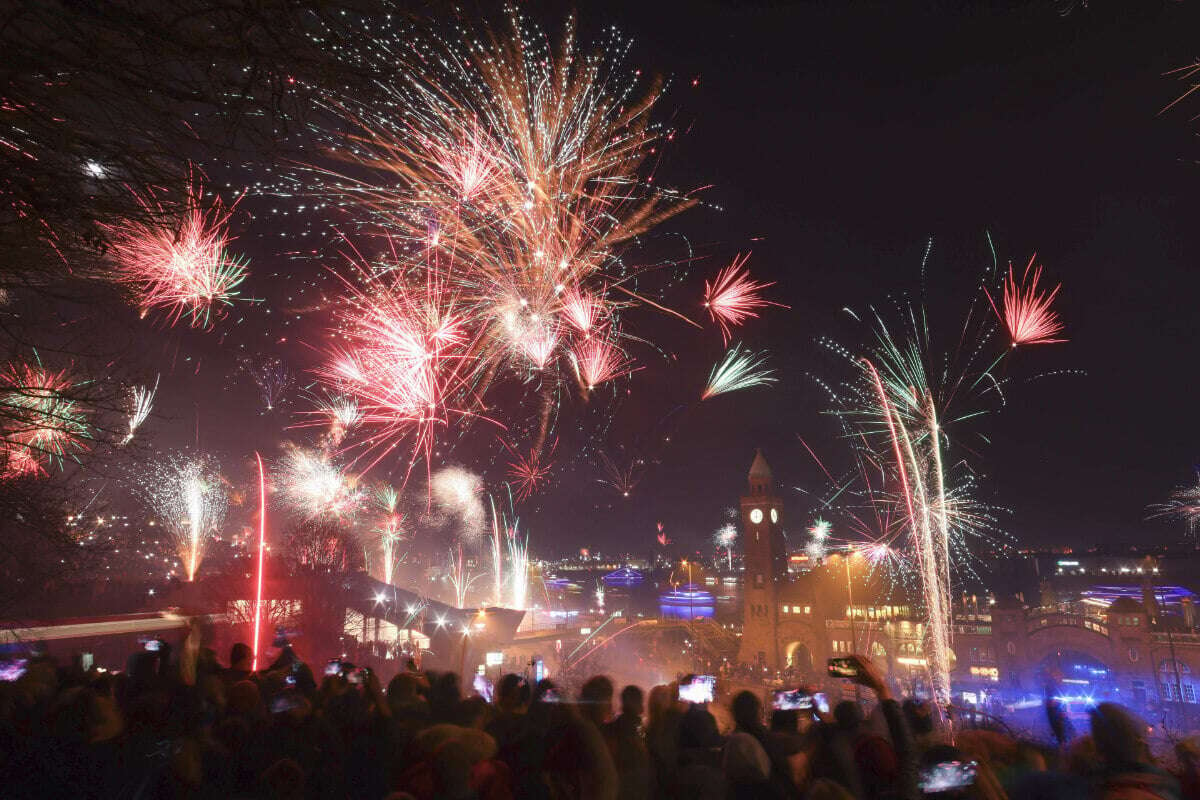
[{"left": 749, "top": 448, "right": 773, "bottom": 484}]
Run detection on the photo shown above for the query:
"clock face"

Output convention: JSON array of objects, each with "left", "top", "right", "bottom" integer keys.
[
  {"left": 749, "top": 508, "right": 763, "bottom": 524},
  {"left": 770, "top": 508, "right": 779, "bottom": 524}
]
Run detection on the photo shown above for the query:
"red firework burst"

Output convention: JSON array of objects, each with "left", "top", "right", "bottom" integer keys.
[
  {"left": 703, "top": 253, "right": 787, "bottom": 342},
  {"left": 0, "top": 361, "right": 91, "bottom": 478},
  {"left": 503, "top": 437, "right": 557, "bottom": 501},
  {"left": 987, "top": 255, "right": 1066, "bottom": 347},
  {"left": 104, "top": 171, "right": 247, "bottom": 329},
  {"left": 318, "top": 251, "right": 483, "bottom": 476},
  {"left": 560, "top": 286, "right": 605, "bottom": 334},
  {"left": 573, "top": 337, "right": 634, "bottom": 390}
]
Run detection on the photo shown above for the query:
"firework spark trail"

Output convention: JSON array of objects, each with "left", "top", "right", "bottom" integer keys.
[
  {"left": 859, "top": 356, "right": 952, "bottom": 702},
  {"left": 122, "top": 376, "right": 158, "bottom": 445},
  {"left": 703, "top": 253, "right": 787, "bottom": 342},
  {"left": 701, "top": 343, "right": 776, "bottom": 400},
  {"left": 137, "top": 454, "right": 227, "bottom": 581},
  {"left": 447, "top": 543, "right": 480, "bottom": 608},
  {"left": 0, "top": 360, "right": 92, "bottom": 478},
  {"left": 986, "top": 256, "right": 1065, "bottom": 347},
  {"left": 597, "top": 450, "right": 642, "bottom": 497},
  {"left": 373, "top": 485, "right": 405, "bottom": 584},
  {"left": 104, "top": 172, "right": 248, "bottom": 329},
  {"left": 252, "top": 452, "right": 268, "bottom": 671},
  {"left": 508, "top": 523, "right": 530, "bottom": 610},
  {"left": 488, "top": 495, "right": 505, "bottom": 604}
]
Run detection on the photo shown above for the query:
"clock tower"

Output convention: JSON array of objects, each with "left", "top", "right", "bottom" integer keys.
[{"left": 738, "top": 448, "right": 787, "bottom": 668}]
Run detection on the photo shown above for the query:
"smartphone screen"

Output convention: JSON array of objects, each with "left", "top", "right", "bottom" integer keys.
[
  {"left": 919, "top": 761, "right": 978, "bottom": 794},
  {"left": 473, "top": 673, "right": 493, "bottom": 702},
  {"left": 144, "top": 639, "right": 161, "bottom": 652},
  {"left": 773, "top": 688, "right": 813, "bottom": 710},
  {"left": 827, "top": 657, "right": 859, "bottom": 679},
  {"left": 271, "top": 693, "right": 301, "bottom": 714},
  {"left": 678, "top": 675, "right": 716, "bottom": 704},
  {"left": 324, "top": 659, "right": 341, "bottom": 677},
  {"left": 0, "top": 659, "right": 27, "bottom": 681}
]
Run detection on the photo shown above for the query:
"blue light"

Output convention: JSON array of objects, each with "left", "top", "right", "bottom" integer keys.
[
  {"left": 603, "top": 567, "right": 644, "bottom": 587},
  {"left": 658, "top": 583, "right": 715, "bottom": 619}
]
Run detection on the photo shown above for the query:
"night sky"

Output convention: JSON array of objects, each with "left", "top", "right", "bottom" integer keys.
[{"left": 130, "top": 1, "right": 1200, "bottom": 557}]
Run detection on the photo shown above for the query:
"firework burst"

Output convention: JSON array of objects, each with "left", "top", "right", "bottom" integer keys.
[
  {"left": 713, "top": 523, "right": 737, "bottom": 570},
  {"left": 293, "top": 9, "right": 698, "bottom": 478},
  {"left": 703, "top": 254, "right": 786, "bottom": 342},
  {"left": 104, "top": 172, "right": 248, "bottom": 328},
  {"left": 701, "top": 343, "right": 776, "bottom": 400},
  {"left": 503, "top": 437, "right": 556, "bottom": 501},
  {"left": 986, "top": 255, "right": 1066, "bottom": 347},
  {"left": 431, "top": 466, "right": 486, "bottom": 539},
  {"left": 1149, "top": 477, "right": 1200, "bottom": 535},
  {"left": 0, "top": 360, "right": 91, "bottom": 477},
  {"left": 572, "top": 336, "right": 635, "bottom": 391},
  {"left": 277, "top": 446, "right": 361, "bottom": 520},
  {"left": 240, "top": 356, "right": 293, "bottom": 413}
]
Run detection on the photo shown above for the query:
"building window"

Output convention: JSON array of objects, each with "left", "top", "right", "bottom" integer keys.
[
  {"left": 782, "top": 605, "right": 789, "bottom": 614},
  {"left": 804, "top": 606, "right": 812, "bottom": 614},
  {"left": 1186, "top": 684, "right": 1197, "bottom": 704},
  {"left": 1006, "top": 641, "right": 1016, "bottom": 656},
  {"left": 754, "top": 574, "right": 765, "bottom": 589},
  {"left": 1129, "top": 646, "right": 1138, "bottom": 663}
]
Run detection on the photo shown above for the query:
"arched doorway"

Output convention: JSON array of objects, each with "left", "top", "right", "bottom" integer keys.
[{"left": 785, "top": 641, "right": 813, "bottom": 674}]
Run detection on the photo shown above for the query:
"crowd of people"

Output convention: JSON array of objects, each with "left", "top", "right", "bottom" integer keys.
[{"left": 1, "top": 632, "right": 1198, "bottom": 800}]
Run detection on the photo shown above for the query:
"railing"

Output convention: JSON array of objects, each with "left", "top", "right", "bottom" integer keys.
[
  {"left": 1026, "top": 613, "right": 1108, "bottom": 637},
  {"left": 1153, "top": 631, "right": 1200, "bottom": 644}
]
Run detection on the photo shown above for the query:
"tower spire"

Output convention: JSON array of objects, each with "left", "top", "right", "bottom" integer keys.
[{"left": 748, "top": 448, "right": 773, "bottom": 494}]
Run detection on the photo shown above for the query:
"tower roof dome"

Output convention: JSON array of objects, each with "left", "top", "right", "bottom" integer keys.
[{"left": 748, "top": 448, "right": 773, "bottom": 492}]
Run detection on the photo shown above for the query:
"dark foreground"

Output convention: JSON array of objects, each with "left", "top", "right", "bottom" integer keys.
[{"left": 0, "top": 633, "right": 1196, "bottom": 800}]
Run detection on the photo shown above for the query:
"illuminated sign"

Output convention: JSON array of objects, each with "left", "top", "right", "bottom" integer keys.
[
  {"left": 969, "top": 666, "right": 999, "bottom": 681},
  {"left": 485, "top": 651, "right": 504, "bottom": 666},
  {"left": 897, "top": 657, "right": 927, "bottom": 666},
  {"left": 1057, "top": 560, "right": 1080, "bottom": 567}
]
